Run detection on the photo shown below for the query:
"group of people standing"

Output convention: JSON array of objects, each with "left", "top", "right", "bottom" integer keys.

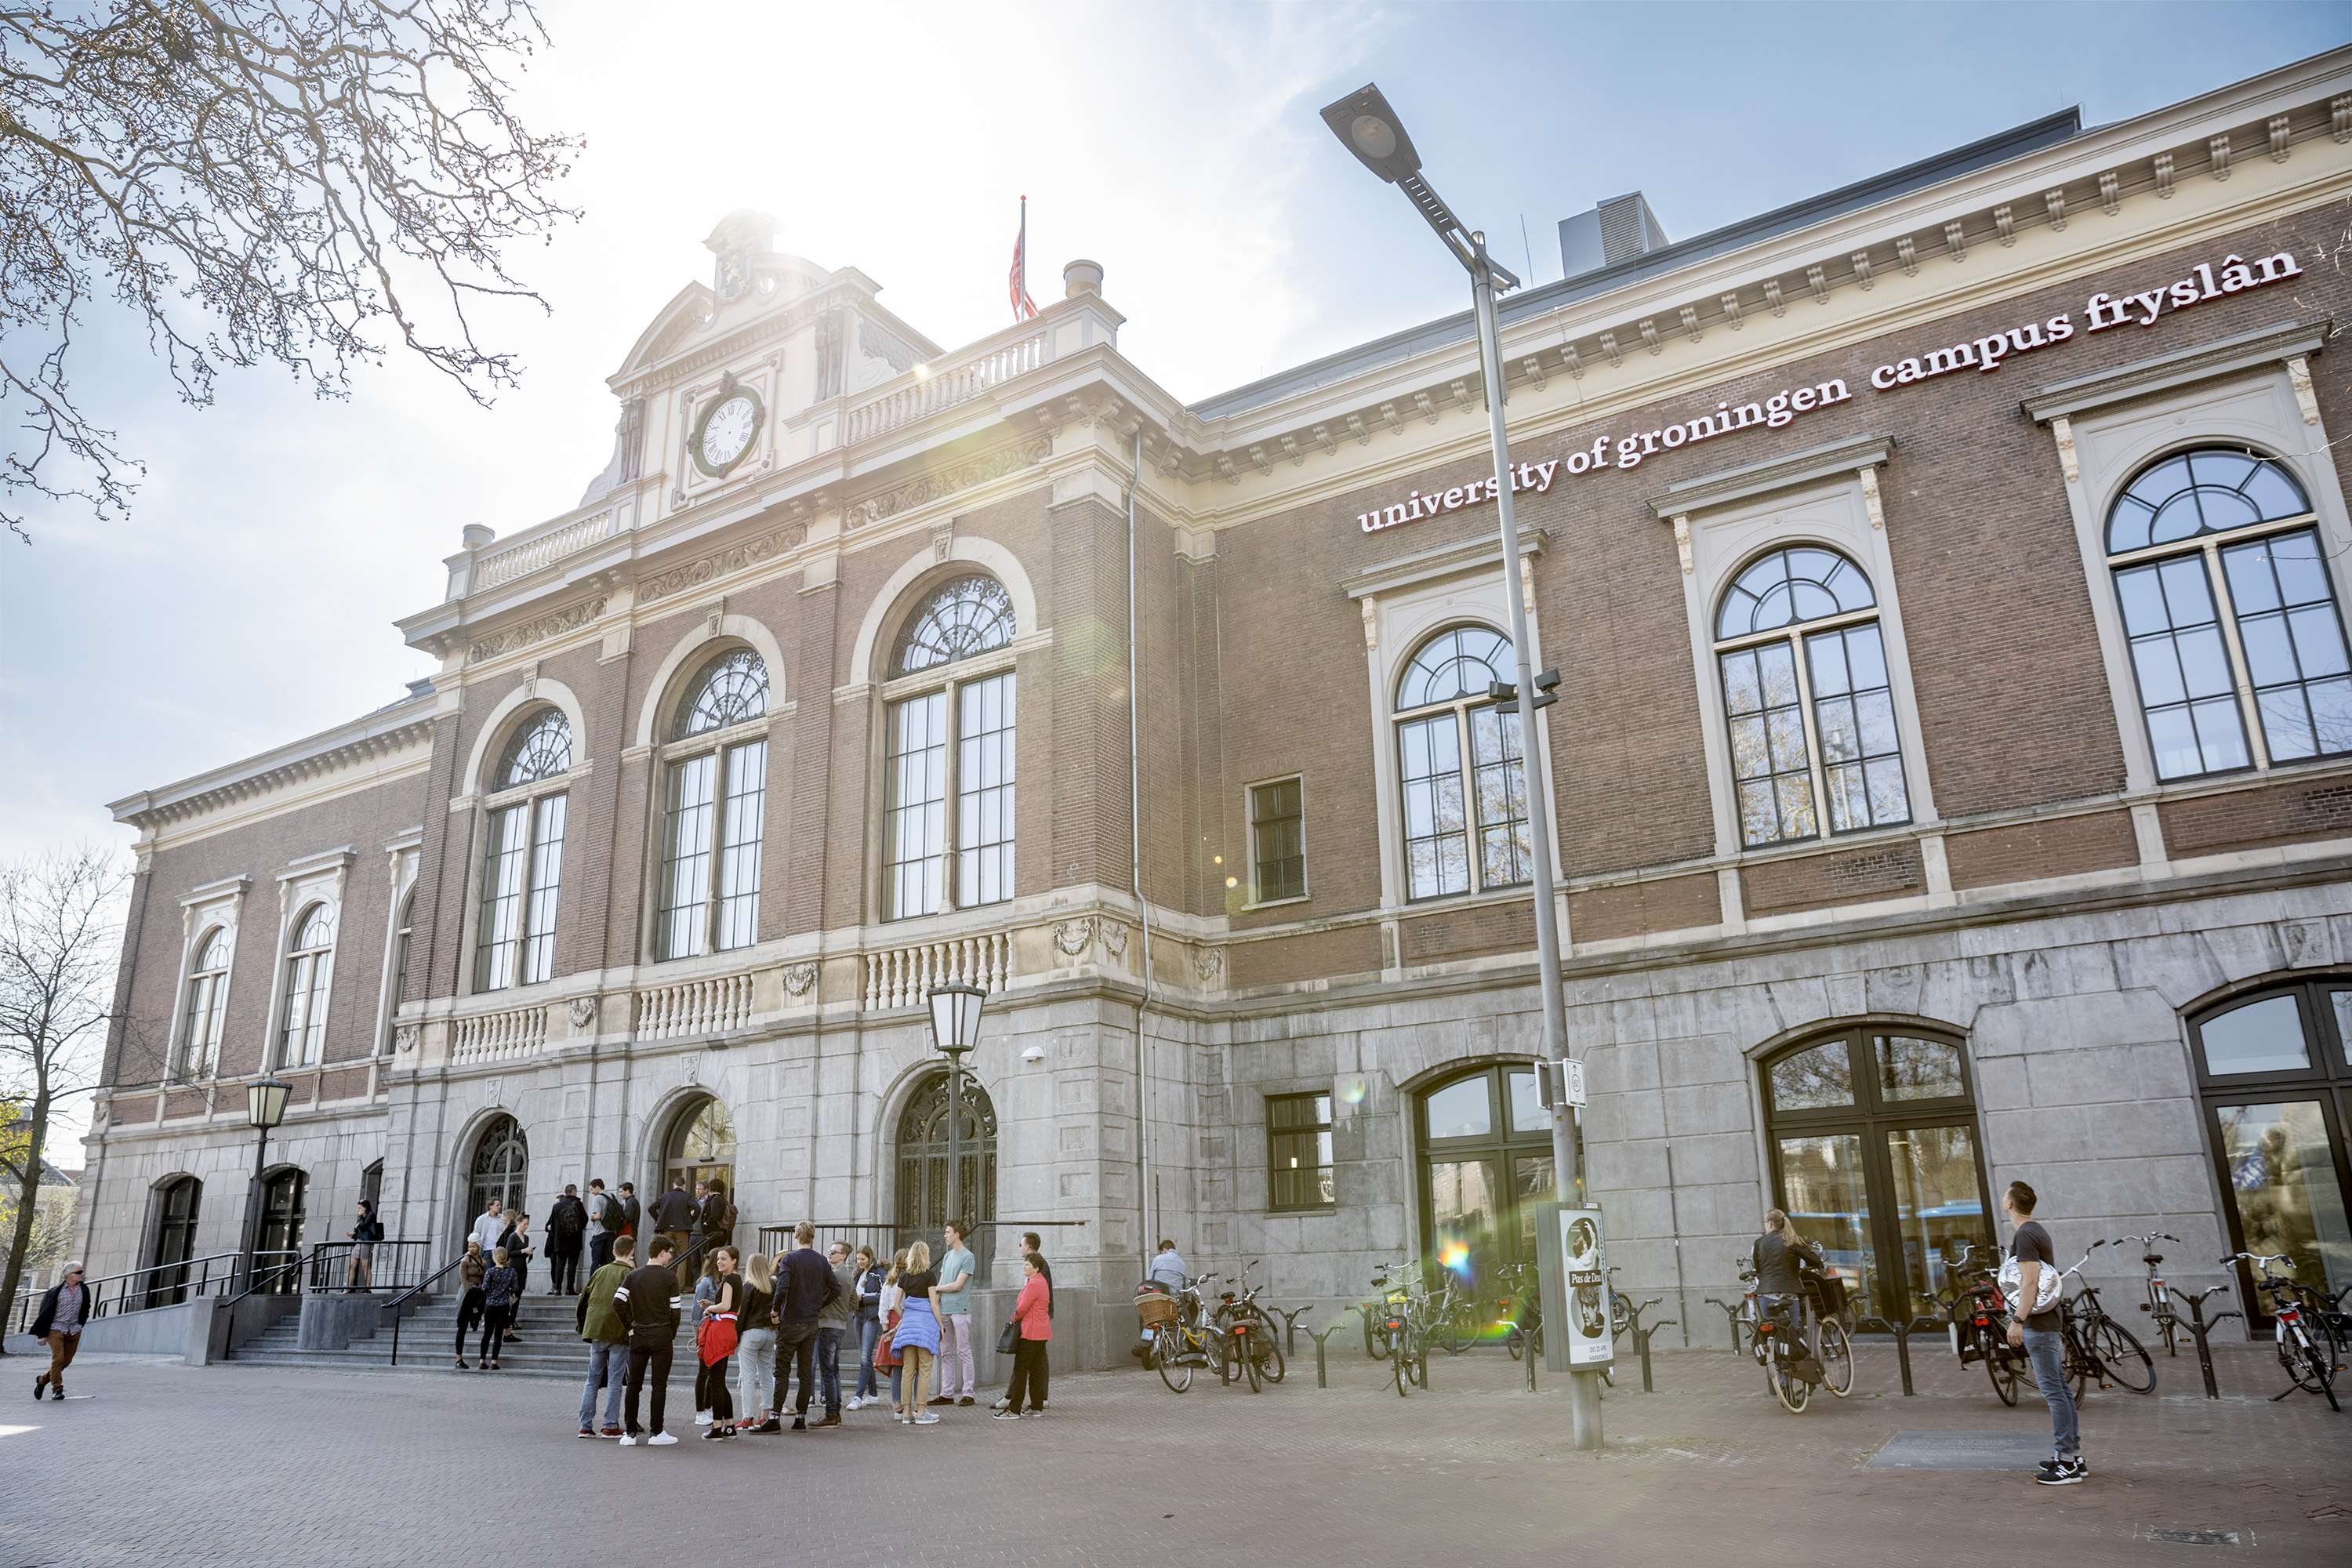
[{"left": 568, "top": 1218, "right": 1054, "bottom": 1444}]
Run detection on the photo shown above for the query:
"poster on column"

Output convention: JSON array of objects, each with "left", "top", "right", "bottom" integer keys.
[{"left": 1559, "top": 1207, "right": 1615, "bottom": 1369}]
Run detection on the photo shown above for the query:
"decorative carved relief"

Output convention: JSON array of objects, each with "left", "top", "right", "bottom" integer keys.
[
  {"left": 568, "top": 997, "right": 598, "bottom": 1030},
  {"left": 1360, "top": 597, "right": 1378, "bottom": 652},
  {"left": 2288, "top": 357, "right": 2321, "bottom": 426},
  {"left": 394, "top": 1025, "right": 419, "bottom": 1054},
  {"left": 846, "top": 438, "right": 1051, "bottom": 530},
  {"left": 468, "top": 595, "right": 608, "bottom": 663},
  {"left": 1094, "top": 916, "right": 1128, "bottom": 958},
  {"left": 638, "top": 527, "right": 806, "bottom": 604},
  {"left": 1052, "top": 919, "right": 1093, "bottom": 958},
  {"left": 782, "top": 960, "right": 819, "bottom": 998},
  {"left": 1858, "top": 467, "right": 1886, "bottom": 530},
  {"left": 1193, "top": 946, "right": 1225, "bottom": 982},
  {"left": 1671, "top": 515, "right": 1693, "bottom": 575},
  {"left": 2051, "top": 416, "right": 2080, "bottom": 483},
  {"left": 859, "top": 315, "right": 922, "bottom": 374}
]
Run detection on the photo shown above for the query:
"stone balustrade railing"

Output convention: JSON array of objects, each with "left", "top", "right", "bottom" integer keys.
[
  {"left": 635, "top": 972, "right": 757, "bottom": 1040},
  {"left": 450, "top": 1003, "right": 547, "bottom": 1064},
  {"left": 473, "top": 506, "right": 622, "bottom": 591},
  {"left": 842, "top": 326, "right": 1047, "bottom": 448},
  {"left": 864, "top": 931, "right": 1012, "bottom": 1011}
]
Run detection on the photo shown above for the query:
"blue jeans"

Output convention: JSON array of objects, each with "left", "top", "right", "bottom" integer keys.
[
  {"left": 578, "top": 1341, "right": 624, "bottom": 1429},
  {"left": 855, "top": 1316, "right": 881, "bottom": 1399},
  {"left": 2022, "top": 1327, "right": 2078, "bottom": 1460},
  {"left": 817, "top": 1325, "right": 844, "bottom": 1414}
]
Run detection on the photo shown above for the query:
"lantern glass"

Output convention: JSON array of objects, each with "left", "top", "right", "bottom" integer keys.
[
  {"left": 247, "top": 1076, "right": 291, "bottom": 1131},
  {"left": 927, "top": 983, "right": 985, "bottom": 1057}
]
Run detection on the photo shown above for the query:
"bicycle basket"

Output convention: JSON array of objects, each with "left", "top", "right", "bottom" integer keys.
[
  {"left": 1809, "top": 1273, "right": 1849, "bottom": 1319},
  {"left": 1136, "top": 1294, "right": 1178, "bottom": 1327}
]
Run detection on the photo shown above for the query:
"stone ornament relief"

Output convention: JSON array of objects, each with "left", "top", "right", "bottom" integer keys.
[
  {"left": 639, "top": 525, "right": 807, "bottom": 604},
  {"left": 847, "top": 437, "right": 1051, "bottom": 530},
  {"left": 469, "top": 595, "right": 608, "bottom": 664},
  {"left": 1193, "top": 946, "right": 1225, "bottom": 982},
  {"left": 1051, "top": 918, "right": 1093, "bottom": 958},
  {"left": 568, "top": 997, "right": 598, "bottom": 1030},
  {"left": 394, "top": 1025, "right": 419, "bottom": 1054},
  {"left": 1094, "top": 916, "right": 1129, "bottom": 958},
  {"left": 782, "top": 960, "right": 819, "bottom": 997}
]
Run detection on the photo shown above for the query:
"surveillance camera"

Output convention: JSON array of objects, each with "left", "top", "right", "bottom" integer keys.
[{"left": 1020, "top": 1044, "right": 1046, "bottom": 1064}]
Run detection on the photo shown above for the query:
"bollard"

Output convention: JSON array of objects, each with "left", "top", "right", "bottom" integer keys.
[
  {"left": 1853, "top": 1315, "right": 1933, "bottom": 1396},
  {"left": 2179, "top": 1287, "right": 2239, "bottom": 1401}
]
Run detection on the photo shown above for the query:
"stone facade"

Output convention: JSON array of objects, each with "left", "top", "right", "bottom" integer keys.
[{"left": 81, "top": 56, "right": 2352, "bottom": 1352}]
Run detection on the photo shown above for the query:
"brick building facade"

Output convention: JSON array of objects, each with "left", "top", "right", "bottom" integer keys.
[{"left": 80, "top": 52, "right": 2352, "bottom": 1348}]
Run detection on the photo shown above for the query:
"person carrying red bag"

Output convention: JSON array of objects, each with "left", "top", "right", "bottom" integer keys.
[{"left": 695, "top": 1245, "right": 742, "bottom": 1441}]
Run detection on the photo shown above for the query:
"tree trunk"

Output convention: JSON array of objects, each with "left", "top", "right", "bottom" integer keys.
[{"left": 0, "top": 1084, "right": 51, "bottom": 1356}]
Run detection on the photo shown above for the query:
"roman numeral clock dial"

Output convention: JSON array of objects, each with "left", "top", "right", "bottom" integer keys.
[{"left": 691, "top": 388, "right": 762, "bottom": 477}]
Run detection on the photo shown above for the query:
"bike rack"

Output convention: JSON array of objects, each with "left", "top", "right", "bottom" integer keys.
[
  {"left": 1265, "top": 1302, "right": 1312, "bottom": 1358},
  {"left": 2176, "top": 1287, "right": 2240, "bottom": 1401},
  {"left": 1301, "top": 1311, "right": 1358, "bottom": 1390},
  {"left": 1852, "top": 1314, "right": 1939, "bottom": 1396},
  {"left": 1704, "top": 1296, "right": 1747, "bottom": 1351},
  {"left": 1618, "top": 1297, "right": 1670, "bottom": 1392}
]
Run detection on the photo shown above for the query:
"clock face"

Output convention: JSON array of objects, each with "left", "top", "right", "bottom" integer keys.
[{"left": 697, "top": 392, "right": 760, "bottom": 474}]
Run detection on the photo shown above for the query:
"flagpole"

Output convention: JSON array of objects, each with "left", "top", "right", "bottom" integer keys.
[{"left": 1019, "top": 194, "right": 1029, "bottom": 319}]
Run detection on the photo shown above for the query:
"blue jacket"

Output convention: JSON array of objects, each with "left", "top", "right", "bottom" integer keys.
[{"left": 855, "top": 1263, "right": 887, "bottom": 1322}]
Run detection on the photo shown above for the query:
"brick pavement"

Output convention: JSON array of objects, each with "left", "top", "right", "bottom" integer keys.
[{"left": 4, "top": 1341, "right": 2347, "bottom": 1567}]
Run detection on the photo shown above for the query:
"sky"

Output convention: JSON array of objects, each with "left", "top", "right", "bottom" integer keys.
[{"left": 5, "top": 0, "right": 2350, "bottom": 869}]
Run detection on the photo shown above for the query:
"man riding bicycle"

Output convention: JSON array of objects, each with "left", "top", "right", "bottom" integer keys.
[{"left": 1751, "top": 1208, "right": 1824, "bottom": 1358}]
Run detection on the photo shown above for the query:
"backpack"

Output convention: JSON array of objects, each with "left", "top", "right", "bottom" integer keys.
[
  {"left": 720, "top": 1197, "right": 738, "bottom": 1233},
  {"left": 1997, "top": 1253, "right": 2065, "bottom": 1315}
]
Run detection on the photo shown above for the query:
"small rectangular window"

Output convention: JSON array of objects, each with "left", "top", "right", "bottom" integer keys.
[
  {"left": 1249, "top": 776, "right": 1306, "bottom": 902},
  {"left": 1267, "top": 1091, "right": 1335, "bottom": 1211}
]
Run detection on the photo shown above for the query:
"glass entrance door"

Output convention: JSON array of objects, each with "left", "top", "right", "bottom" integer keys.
[
  {"left": 1774, "top": 1131, "right": 1872, "bottom": 1301},
  {"left": 145, "top": 1177, "right": 201, "bottom": 1308},
  {"left": 1882, "top": 1123, "right": 1991, "bottom": 1322},
  {"left": 258, "top": 1168, "right": 307, "bottom": 1292}
]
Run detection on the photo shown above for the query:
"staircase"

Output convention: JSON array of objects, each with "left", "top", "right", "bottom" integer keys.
[{"left": 230, "top": 1288, "right": 716, "bottom": 1382}]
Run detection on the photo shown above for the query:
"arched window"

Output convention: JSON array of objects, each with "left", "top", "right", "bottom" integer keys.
[
  {"left": 662, "top": 1094, "right": 737, "bottom": 1200},
  {"left": 478, "top": 708, "right": 570, "bottom": 991},
  {"left": 383, "top": 889, "right": 414, "bottom": 1054},
  {"left": 143, "top": 1175, "right": 202, "bottom": 1308},
  {"left": 1415, "top": 1063, "right": 1552, "bottom": 1278},
  {"left": 884, "top": 576, "right": 1017, "bottom": 920},
  {"left": 466, "top": 1116, "right": 528, "bottom": 1224},
  {"left": 1759, "top": 1027, "right": 1990, "bottom": 1322},
  {"left": 896, "top": 1070, "right": 998, "bottom": 1272},
  {"left": 1715, "top": 546, "right": 1910, "bottom": 848},
  {"left": 258, "top": 1167, "right": 307, "bottom": 1290},
  {"left": 1393, "top": 626, "right": 1530, "bottom": 901},
  {"left": 657, "top": 648, "right": 770, "bottom": 960},
  {"left": 176, "top": 927, "right": 230, "bottom": 1080},
  {"left": 277, "top": 905, "right": 335, "bottom": 1068},
  {"left": 2104, "top": 448, "right": 2349, "bottom": 779},
  {"left": 2187, "top": 978, "right": 2352, "bottom": 1323}
]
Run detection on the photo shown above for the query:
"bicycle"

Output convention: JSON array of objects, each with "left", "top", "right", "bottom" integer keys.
[
  {"left": 2225, "top": 1250, "right": 2341, "bottom": 1411},
  {"left": 1370, "top": 1261, "right": 1430, "bottom": 1397},
  {"left": 2114, "top": 1232, "right": 2183, "bottom": 1357},
  {"left": 1497, "top": 1261, "right": 1543, "bottom": 1362},
  {"left": 1362, "top": 1264, "right": 1407, "bottom": 1361},
  {"left": 1144, "top": 1273, "right": 1227, "bottom": 1393},
  {"left": 2056, "top": 1241, "right": 2156, "bottom": 1396},
  {"left": 1213, "top": 1260, "right": 1286, "bottom": 1392},
  {"left": 1605, "top": 1265, "right": 1632, "bottom": 1340},
  {"left": 1751, "top": 1289, "right": 1817, "bottom": 1414},
  {"left": 1946, "top": 1240, "right": 2027, "bottom": 1406}
]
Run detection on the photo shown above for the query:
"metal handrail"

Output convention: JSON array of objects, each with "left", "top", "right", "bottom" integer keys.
[
  {"left": 224, "top": 1247, "right": 311, "bottom": 1309},
  {"left": 389, "top": 1249, "right": 477, "bottom": 1367},
  {"left": 303, "top": 1240, "right": 431, "bottom": 1296},
  {"left": 9, "top": 1251, "right": 248, "bottom": 1334},
  {"left": 750, "top": 1218, "right": 1086, "bottom": 1283}
]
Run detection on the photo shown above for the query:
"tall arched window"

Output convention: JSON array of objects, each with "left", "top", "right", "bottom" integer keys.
[
  {"left": 382, "top": 889, "right": 414, "bottom": 1054},
  {"left": 896, "top": 1070, "right": 998, "bottom": 1272},
  {"left": 466, "top": 1115, "right": 528, "bottom": 1224},
  {"left": 277, "top": 905, "right": 335, "bottom": 1068},
  {"left": 884, "top": 576, "right": 1016, "bottom": 920},
  {"left": 657, "top": 648, "right": 770, "bottom": 960},
  {"left": 2105, "top": 448, "right": 2350, "bottom": 779},
  {"left": 478, "top": 707, "right": 570, "bottom": 990},
  {"left": 1715, "top": 546, "right": 1910, "bottom": 848},
  {"left": 143, "top": 1175, "right": 202, "bottom": 1308},
  {"left": 662, "top": 1094, "right": 738, "bottom": 1200},
  {"left": 176, "top": 927, "right": 230, "bottom": 1080},
  {"left": 258, "top": 1167, "right": 307, "bottom": 1289},
  {"left": 1393, "top": 626, "right": 1530, "bottom": 901},
  {"left": 1415, "top": 1063, "right": 1553, "bottom": 1276}
]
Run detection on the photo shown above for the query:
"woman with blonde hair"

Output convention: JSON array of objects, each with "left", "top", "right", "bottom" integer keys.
[
  {"left": 891, "top": 1241, "right": 943, "bottom": 1424},
  {"left": 735, "top": 1250, "right": 779, "bottom": 1432}
]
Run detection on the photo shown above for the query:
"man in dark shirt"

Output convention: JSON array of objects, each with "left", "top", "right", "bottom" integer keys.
[
  {"left": 699, "top": 1179, "right": 733, "bottom": 1250},
  {"left": 773, "top": 1221, "right": 840, "bottom": 1432},
  {"left": 1750, "top": 1210, "right": 1824, "bottom": 1361},
  {"left": 2005, "top": 1181, "right": 2082, "bottom": 1486},
  {"left": 611, "top": 1236, "right": 684, "bottom": 1445},
  {"left": 653, "top": 1179, "right": 696, "bottom": 1287}
]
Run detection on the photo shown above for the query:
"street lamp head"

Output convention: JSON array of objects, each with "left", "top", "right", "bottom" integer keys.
[
  {"left": 927, "top": 982, "right": 986, "bottom": 1058},
  {"left": 246, "top": 1076, "right": 292, "bottom": 1131},
  {"left": 1319, "top": 82, "right": 1421, "bottom": 185}
]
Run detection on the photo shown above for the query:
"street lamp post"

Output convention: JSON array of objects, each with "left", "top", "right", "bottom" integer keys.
[
  {"left": 237, "top": 1076, "right": 292, "bottom": 1295},
  {"left": 927, "top": 984, "right": 987, "bottom": 1248},
  {"left": 1320, "top": 82, "right": 1600, "bottom": 1450}
]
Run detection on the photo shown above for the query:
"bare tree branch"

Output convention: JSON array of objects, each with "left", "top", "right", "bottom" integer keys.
[{"left": 0, "top": 0, "right": 580, "bottom": 543}]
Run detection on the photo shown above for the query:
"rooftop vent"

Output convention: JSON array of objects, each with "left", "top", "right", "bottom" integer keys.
[{"left": 1558, "top": 192, "right": 1669, "bottom": 280}]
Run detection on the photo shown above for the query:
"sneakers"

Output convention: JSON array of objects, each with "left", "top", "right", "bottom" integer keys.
[
  {"left": 694, "top": 1410, "right": 713, "bottom": 1426},
  {"left": 927, "top": 1396, "right": 953, "bottom": 1406},
  {"left": 646, "top": 1432, "right": 678, "bottom": 1446},
  {"left": 913, "top": 1414, "right": 941, "bottom": 1425},
  {"left": 700, "top": 1427, "right": 728, "bottom": 1441},
  {"left": 49, "top": 1384, "right": 61, "bottom": 1402},
  {"left": 2034, "top": 1457, "right": 2088, "bottom": 1486},
  {"left": 992, "top": 1409, "right": 1022, "bottom": 1421},
  {"left": 456, "top": 1358, "right": 469, "bottom": 1370},
  {"left": 992, "top": 1396, "right": 1011, "bottom": 1410},
  {"left": 790, "top": 1417, "right": 807, "bottom": 1432},
  {"left": 956, "top": 1396, "right": 975, "bottom": 1407},
  {"left": 750, "top": 1417, "right": 782, "bottom": 1435},
  {"left": 618, "top": 1434, "right": 639, "bottom": 1446},
  {"left": 32, "top": 1374, "right": 45, "bottom": 1401},
  {"left": 812, "top": 1413, "right": 841, "bottom": 1429},
  {"left": 845, "top": 1396, "right": 863, "bottom": 1412},
  {"left": 599, "top": 1426, "right": 622, "bottom": 1438}
]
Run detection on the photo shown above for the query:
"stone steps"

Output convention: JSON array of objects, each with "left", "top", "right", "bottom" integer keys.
[{"left": 227, "top": 1291, "right": 708, "bottom": 1381}]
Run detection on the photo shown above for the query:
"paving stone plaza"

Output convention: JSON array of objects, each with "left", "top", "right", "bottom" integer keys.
[{"left": 6, "top": 1343, "right": 2348, "bottom": 1566}]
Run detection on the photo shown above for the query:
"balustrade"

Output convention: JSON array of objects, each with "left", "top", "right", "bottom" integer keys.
[
  {"left": 842, "top": 328, "right": 1047, "bottom": 446},
  {"left": 473, "top": 507, "right": 621, "bottom": 590},
  {"left": 450, "top": 1004, "right": 547, "bottom": 1064},
  {"left": 634, "top": 972, "right": 757, "bottom": 1040},
  {"left": 863, "top": 931, "right": 1011, "bottom": 1011}
]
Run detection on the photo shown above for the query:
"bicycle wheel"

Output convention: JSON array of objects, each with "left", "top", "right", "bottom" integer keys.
[
  {"left": 1256, "top": 1327, "right": 1287, "bottom": 1385},
  {"left": 1153, "top": 1328, "right": 1192, "bottom": 1394},
  {"left": 2063, "top": 1335, "right": 2088, "bottom": 1402},
  {"left": 1241, "top": 1330, "right": 1261, "bottom": 1393},
  {"left": 1610, "top": 1292, "right": 1630, "bottom": 1338},
  {"left": 1410, "top": 1336, "right": 1429, "bottom": 1388},
  {"left": 2089, "top": 1319, "right": 2155, "bottom": 1394},
  {"left": 1982, "top": 1332, "right": 2020, "bottom": 1406},
  {"left": 1218, "top": 1327, "right": 1240, "bottom": 1386},
  {"left": 1504, "top": 1323, "right": 1524, "bottom": 1361},
  {"left": 1392, "top": 1337, "right": 1410, "bottom": 1397},
  {"left": 1363, "top": 1307, "right": 1383, "bottom": 1360},
  {"left": 1769, "top": 1350, "right": 1810, "bottom": 1413},
  {"left": 1445, "top": 1304, "right": 1475, "bottom": 1356},
  {"left": 1818, "top": 1318, "right": 1853, "bottom": 1398}
]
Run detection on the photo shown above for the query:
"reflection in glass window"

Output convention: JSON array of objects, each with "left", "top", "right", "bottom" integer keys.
[
  {"left": 177, "top": 928, "right": 230, "bottom": 1080},
  {"left": 278, "top": 904, "right": 336, "bottom": 1068},
  {"left": 891, "top": 576, "right": 1016, "bottom": 677},
  {"left": 1424, "top": 1075, "right": 1493, "bottom": 1140},
  {"left": 2106, "top": 448, "right": 2347, "bottom": 779},
  {"left": 1268, "top": 1093, "right": 1335, "bottom": 1210},
  {"left": 883, "top": 577, "right": 1018, "bottom": 921},
  {"left": 1395, "top": 626, "right": 1530, "bottom": 900},
  {"left": 1714, "top": 546, "right": 1907, "bottom": 848},
  {"left": 1508, "top": 1069, "right": 1546, "bottom": 1134},
  {"left": 2198, "top": 993, "right": 2311, "bottom": 1075},
  {"left": 1769, "top": 1040, "right": 1854, "bottom": 1110},
  {"left": 2214, "top": 1101, "right": 2352, "bottom": 1297},
  {"left": 1249, "top": 777, "right": 1306, "bottom": 902},
  {"left": 1875, "top": 1035, "right": 1965, "bottom": 1101},
  {"left": 658, "top": 650, "right": 770, "bottom": 959}
]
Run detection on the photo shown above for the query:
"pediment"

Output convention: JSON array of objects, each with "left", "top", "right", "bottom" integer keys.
[{"left": 611, "top": 282, "right": 717, "bottom": 384}]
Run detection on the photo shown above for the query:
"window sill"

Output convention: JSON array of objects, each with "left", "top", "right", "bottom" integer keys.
[
  {"left": 1267, "top": 1204, "right": 1338, "bottom": 1217},
  {"left": 1733, "top": 818, "right": 1923, "bottom": 866},
  {"left": 1243, "top": 893, "right": 1312, "bottom": 913}
]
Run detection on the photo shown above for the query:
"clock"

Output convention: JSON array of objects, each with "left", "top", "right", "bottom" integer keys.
[{"left": 691, "top": 386, "right": 763, "bottom": 477}]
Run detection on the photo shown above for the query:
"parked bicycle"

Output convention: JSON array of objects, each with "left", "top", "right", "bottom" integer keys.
[
  {"left": 1142, "top": 1272, "right": 1227, "bottom": 1393},
  {"left": 1362, "top": 1262, "right": 1408, "bottom": 1361},
  {"left": 2114, "top": 1232, "right": 2183, "bottom": 1357},
  {"left": 1498, "top": 1260, "right": 1543, "bottom": 1361},
  {"left": 2056, "top": 1241, "right": 2156, "bottom": 1396},
  {"left": 2225, "top": 1250, "right": 2341, "bottom": 1411},
  {"left": 1211, "top": 1260, "right": 1286, "bottom": 1392},
  {"left": 1944, "top": 1239, "right": 2028, "bottom": 1406},
  {"left": 1370, "top": 1261, "right": 1430, "bottom": 1397},
  {"left": 1705, "top": 1252, "right": 1759, "bottom": 1355}
]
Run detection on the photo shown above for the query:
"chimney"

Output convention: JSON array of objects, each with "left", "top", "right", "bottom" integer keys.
[{"left": 1558, "top": 192, "right": 1670, "bottom": 279}]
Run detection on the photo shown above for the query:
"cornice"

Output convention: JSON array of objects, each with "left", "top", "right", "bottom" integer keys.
[
  {"left": 111, "top": 696, "right": 436, "bottom": 833},
  {"left": 2020, "top": 316, "right": 2329, "bottom": 423},
  {"left": 1345, "top": 526, "right": 1548, "bottom": 601},
  {"left": 1646, "top": 434, "right": 1894, "bottom": 518}
]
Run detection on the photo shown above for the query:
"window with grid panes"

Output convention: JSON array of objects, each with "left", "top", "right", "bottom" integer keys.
[
  {"left": 1715, "top": 546, "right": 1911, "bottom": 848},
  {"left": 2104, "top": 448, "right": 2352, "bottom": 779},
  {"left": 1249, "top": 776, "right": 1305, "bottom": 902},
  {"left": 1392, "top": 626, "right": 1531, "bottom": 901},
  {"left": 477, "top": 708, "right": 571, "bottom": 991},
  {"left": 1268, "top": 1092, "right": 1335, "bottom": 1210},
  {"left": 656, "top": 648, "right": 771, "bottom": 960},
  {"left": 884, "top": 576, "right": 1018, "bottom": 920}
]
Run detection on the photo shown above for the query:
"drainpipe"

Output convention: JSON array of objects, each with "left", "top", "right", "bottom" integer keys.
[{"left": 1127, "top": 427, "right": 1155, "bottom": 1285}]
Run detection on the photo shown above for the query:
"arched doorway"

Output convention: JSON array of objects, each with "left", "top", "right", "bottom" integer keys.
[
  {"left": 466, "top": 1115, "right": 528, "bottom": 1228},
  {"left": 896, "top": 1069, "right": 997, "bottom": 1274},
  {"left": 1760, "top": 1027, "right": 1992, "bottom": 1323},
  {"left": 258, "top": 1167, "right": 307, "bottom": 1291},
  {"left": 1415, "top": 1063, "right": 1553, "bottom": 1285},
  {"left": 143, "top": 1176, "right": 201, "bottom": 1307},
  {"left": 662, "top": 1095, "right": 736, "bottom": 1211}
]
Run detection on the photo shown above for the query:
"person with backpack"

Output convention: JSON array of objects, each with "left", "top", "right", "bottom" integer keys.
[
  {"left": 586, "top": 1178, "right": 619, "bottom": 1274},
  {"left": 699, "top": 1178, "right": 735, "bottom": 1252},
  {"left": 2003, "top": 1181, "right": 2084, "bottom": 1486},
  {"left": 454, "top": 1239, "right": 488, "bottom": 1370},
  {"left": 575, "top": 1233, "right": 634, "bottom": 1437},
  {"left": 546, "top": 1183, "right": 589, "bottom": 1295}
]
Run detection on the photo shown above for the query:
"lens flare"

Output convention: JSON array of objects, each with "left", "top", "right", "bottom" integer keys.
[
  {"left": 1440, "top": 1243, "right": 1470, "bottom": 1274},
  {"left": 1339, "top": 1075, "right": 1367, "bottom": 1105}
]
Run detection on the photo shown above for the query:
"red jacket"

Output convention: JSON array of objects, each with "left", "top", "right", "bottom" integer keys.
[{"left": 1013, "top": 1274, "right": 1051, "bottom": 1341}]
